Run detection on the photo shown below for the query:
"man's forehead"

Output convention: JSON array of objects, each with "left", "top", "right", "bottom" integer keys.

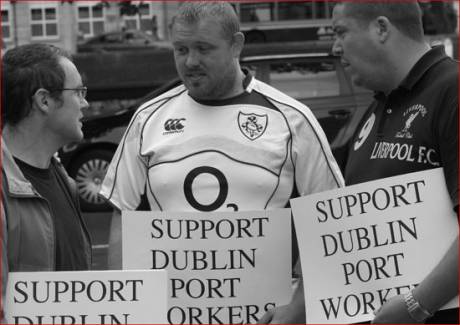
[
  {"left": 172, "top": 19, "right": 225, "bottom": 43},
  {"left": 59, "top": 57, "right": 82, "bottom": 85},
  {"left": 175, "top": 16, "right": 225, "bottom": 32},
  {"left": 332, "top": 3, "right": 346, "bottom": 22},
  {"left": 332, "top": 5, "right": 359, "bottom": 28}
]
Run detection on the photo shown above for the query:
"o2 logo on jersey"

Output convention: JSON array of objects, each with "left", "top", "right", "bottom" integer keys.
[
  {"left": 354, "top": 113, "right": 375, "bottom": 151},
  {"left": 183, "top": 166, "right": 238, "bottom": 211}
]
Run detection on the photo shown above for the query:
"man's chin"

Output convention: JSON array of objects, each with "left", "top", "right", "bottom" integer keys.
[
  {"left": 74, "top": 131, "right": 84, "bottom": 143},
  {"left": 187, "top": 86, "right": 211, "bottom": 100},
  {"left": 352, "top": 76, "right": 364, "bottom": 88}
]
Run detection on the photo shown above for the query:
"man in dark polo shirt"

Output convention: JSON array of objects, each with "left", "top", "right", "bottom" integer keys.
[
  {"left": 259, "top": 1, "right": 458, "bottom": 324},
  {"left": 333, "top": 2, "right": 458, "bottom": 323}
]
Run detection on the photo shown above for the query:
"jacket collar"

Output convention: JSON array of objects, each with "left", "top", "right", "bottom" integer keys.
[{"left": 2, "top": 138, "right": 38, "bottom": 196}]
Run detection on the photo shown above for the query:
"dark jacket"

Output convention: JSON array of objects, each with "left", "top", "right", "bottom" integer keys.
[{"left": 1, "top": 141, "right": 92, "bottom": 317}]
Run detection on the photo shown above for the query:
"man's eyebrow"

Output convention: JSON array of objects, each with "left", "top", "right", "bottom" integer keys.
[{"left": 195, "top": 41, "right": 213, "bottom": 46}]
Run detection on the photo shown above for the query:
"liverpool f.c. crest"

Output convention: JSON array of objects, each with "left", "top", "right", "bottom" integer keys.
[
  {"left": 395, "top": 104, "right": 427, "bottom": 139},
  {"left": 238, "top": 112, "right": 268, "bottom": 140}
]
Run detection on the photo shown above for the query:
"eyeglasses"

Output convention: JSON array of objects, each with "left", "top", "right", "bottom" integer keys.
[{"left": 50, "top": 86, "right": 87, "bottom": 99}]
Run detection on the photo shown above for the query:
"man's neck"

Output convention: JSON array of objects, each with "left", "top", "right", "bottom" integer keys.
[
  {"left": 219, "top": 68, "right": 246, "bottom": 100},
  {"left": 384, "top": 41, "right": 431, "bottom": 94},
  {"left": 3, "top": 124, "right": 58, "bottom": 169}
]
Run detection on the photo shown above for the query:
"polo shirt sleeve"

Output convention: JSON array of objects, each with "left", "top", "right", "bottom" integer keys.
[
  {"left": 100, "top": 113, "right": 148, "bottom": 211},
  {"left": 436, "top": 86, "right": 458, "bottom": 210}
]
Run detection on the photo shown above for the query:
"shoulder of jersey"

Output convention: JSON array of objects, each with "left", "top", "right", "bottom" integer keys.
[
  {"left": 251, "top": 77, "right": 311, "bottom": 113},
  {"left": 137, "top": 83, "right": 187, "bottom": 111},
  {"left": 128, "top": 83, "right": 186, "bottom": 121},
  {"left": 123, "top": 83, "right": 186, "bottom": 128}
]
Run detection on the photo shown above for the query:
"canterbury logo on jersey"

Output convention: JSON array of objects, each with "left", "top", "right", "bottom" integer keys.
[{"left": 163, "top": 118, "right": 186, "bottom": 135}]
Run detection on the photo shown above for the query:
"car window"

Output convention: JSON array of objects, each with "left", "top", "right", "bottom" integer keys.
[
  {"left": 243, "top": 56, "right": 363, "bottom": 148},
  {"left": 124, "top": 31, "right": 150, "bottom": 45},
  {"left": 105, "top": 33, "right": 123, "bottom": 43},
  {"left": 268, "top": 59, "right": 340, "bottom": 98},
  {"left": 245, "top": 57, "right": 344, "bottom": 99}
]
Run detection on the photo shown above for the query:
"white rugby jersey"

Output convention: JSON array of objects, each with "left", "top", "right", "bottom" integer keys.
[{"left": 100, "top": 74, "right": 344, "bottom": 212}]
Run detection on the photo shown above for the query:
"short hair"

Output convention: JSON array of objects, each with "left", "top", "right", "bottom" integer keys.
[
  {"left": 2, "top": 43, "right": 71, "bottom": 126},
  {"left": 340, "top": 1, "right": 424, "bottom": 42},
  {"left": 171, "top": 1, "right": 240, "bottom": 41}
]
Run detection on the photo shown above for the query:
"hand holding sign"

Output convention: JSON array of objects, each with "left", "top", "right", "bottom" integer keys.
[{"left": 291, "top": 168, "right": 458, "bottom": 324}]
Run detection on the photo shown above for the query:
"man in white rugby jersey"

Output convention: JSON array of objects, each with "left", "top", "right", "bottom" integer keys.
[{"left": 100, "top": 1, "right": 343, "bottom": 278}]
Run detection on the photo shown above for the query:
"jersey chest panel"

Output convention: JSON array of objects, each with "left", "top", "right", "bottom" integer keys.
[{"left": 142, "top": 95, "right": 293, "bottom": 211}]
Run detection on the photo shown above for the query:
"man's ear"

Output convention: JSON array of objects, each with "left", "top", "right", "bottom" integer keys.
[
  {"left": 31, "top": 88, "right": 52, "bottom": 114},
  {"left": 374, "top": 16, "right": 390, "bottom": 43},
  {"left": 231, "top": 32, "right": 245, "bottom": 58}
]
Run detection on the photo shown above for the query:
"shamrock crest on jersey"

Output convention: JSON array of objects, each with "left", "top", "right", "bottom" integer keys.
[{"left": 238, "top": 112, "right": 268, "bottom": 140}]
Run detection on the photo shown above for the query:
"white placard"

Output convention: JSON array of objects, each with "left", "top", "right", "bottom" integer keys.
[
  {"left": 122, "top": 209, "right": 292, "bottom": 324},
  {"left": 5, "top": 270, "right": 167, "bottom": 324},
  {"left": 291, "top": 168, "right": 458, "bottom": 324}
]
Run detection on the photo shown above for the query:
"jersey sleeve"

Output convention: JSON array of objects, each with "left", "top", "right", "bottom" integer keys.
[
  {"left": 100, "top": 112, "right": 149, "bottom": 210},
  {"left": 288, "top": 104, "right": 345, "bottom": 195}
]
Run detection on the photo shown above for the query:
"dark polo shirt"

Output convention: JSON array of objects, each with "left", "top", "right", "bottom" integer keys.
[
  {"left": 345, "top": 46, "right": 458, "bottom": 324},
  {"left": 345, "top": 46, "right": 458, "bottom": 209}
]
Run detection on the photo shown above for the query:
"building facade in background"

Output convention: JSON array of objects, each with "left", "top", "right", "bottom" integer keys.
[
  {"left": 1, "top": 1, "right": 458, "bottom": 53},
  {"left": 1, "top": 1, "right": 178, "bottom": 53}
]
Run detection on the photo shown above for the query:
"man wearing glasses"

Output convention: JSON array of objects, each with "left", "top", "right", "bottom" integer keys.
[{"left": 1, "top": 43, "right": 92, "bottom": 318}]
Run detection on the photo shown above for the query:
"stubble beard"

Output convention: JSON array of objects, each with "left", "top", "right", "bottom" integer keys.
[{"left": 187, "top": 67, "right": 238, "bottom": 100}]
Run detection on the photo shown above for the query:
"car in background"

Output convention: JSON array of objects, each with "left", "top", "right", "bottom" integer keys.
[
  {"left": 77, "top": 29, "right": 170, "bottom": 52},
  {"left": 59, "top": 41, "right": 374, "bottom": 212}
]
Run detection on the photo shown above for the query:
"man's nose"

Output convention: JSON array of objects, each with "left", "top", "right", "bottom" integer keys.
[
  {"left": 332, "top": 39, "right": 342, "bottom": 57},
  {"left": 81, "top": 98, "right": 89, "bottom": 110},
  {"left": 185, "top": 50, "right": 200, "bottom": 67}
]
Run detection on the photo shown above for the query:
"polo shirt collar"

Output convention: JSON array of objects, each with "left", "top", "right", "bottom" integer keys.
[
  {"left": 374, "top": 46, "right": 447, "bottom": 101},
  {"left": 399, "top": 45, "right": 447, "bottom": 90}
]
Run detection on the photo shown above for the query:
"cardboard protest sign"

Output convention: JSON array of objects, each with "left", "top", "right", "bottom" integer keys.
[
  {"left": 4, "top": 270, "right": 167, "bottom": 324},
  {"left": 122, "top": 209, "right": 292, "bottom": 324},
  {"left": 291, "top": 168, "right": 458, "bottom": 324}
]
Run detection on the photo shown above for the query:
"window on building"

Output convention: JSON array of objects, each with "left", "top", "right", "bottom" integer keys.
[
  {"left": 239, "top": 2, "right": 334, "bottom": 23},
  {"left": 1, "top": 8, "right": 11, "bottom": 40},
  {"left": 123, "top": 3, "right": 153, "bottom": 33},
  {"left": 77, "top": 4, "right": 105, "bottom": 38},
  {"left": 30, "top": 5, "right": 59, "bottom": 39}
]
